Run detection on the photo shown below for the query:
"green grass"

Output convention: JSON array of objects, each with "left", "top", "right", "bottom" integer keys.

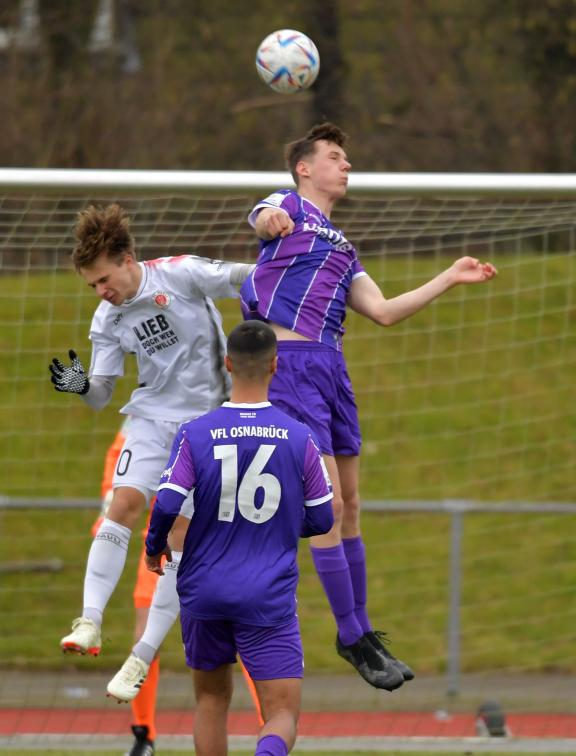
[{"left": 1, "top": 253, "right": 576, "bottom": 677}]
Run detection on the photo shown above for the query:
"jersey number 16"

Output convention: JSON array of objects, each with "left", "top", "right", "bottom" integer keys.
[{"left": 214, "top": 444, "right": 280, "bottom": 524}]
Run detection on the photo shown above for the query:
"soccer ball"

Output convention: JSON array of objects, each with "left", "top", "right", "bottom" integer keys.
[{"left": 255, "top": 29, "right": 320, "bottom": 94}]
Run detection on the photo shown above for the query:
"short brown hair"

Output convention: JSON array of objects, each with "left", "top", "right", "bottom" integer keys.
[
  {"left": 71, "top": 203, "right": 135, "bottom": 271},
  {"left": 284, "top": 122, "right": 348, "bottom": 184}
]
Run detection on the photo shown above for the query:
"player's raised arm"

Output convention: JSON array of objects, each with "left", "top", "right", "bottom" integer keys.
[
  {"left": 253, "top": 207, "right": 295, "bottom": 240},
  {"left": 348, "top": 256, "right": 497, "bottom": 328}
]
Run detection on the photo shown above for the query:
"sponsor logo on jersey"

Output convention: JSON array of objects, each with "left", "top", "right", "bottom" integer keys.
[
  {"left": 302, "top": 222, "right": 354, "bottom": 252},
  {"left": 265, "top": 192, "right": 288, "bottom": 208},
  {"left": 152, "top": 290, "right": 171, "bottom": 308},
  {"left": 133, "top": 313, "right": 179, "bottom": 355}
]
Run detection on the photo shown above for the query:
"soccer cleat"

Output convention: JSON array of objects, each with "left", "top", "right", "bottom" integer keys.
[
  {"left": 476, "top": 700, "right": 509, "bottom": 737},
  {"left": 336, "top": 633, "right": 404, "bottom": 691},
  {"left": 60, "top": 617, "right": 101, "bottom": 656},
  {"left": 107, "top": 654, "right": 150, "bottom": 703},
  {"left": 364, "top": 630, "right": 415, "bottom": 681},
  {"left": 124, "top": 724, "right": 155, "bottom": 756}
]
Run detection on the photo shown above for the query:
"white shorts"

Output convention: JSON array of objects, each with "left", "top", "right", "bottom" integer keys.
[{"left": 113, "top": 416, "right": 194, "bottom": 518}]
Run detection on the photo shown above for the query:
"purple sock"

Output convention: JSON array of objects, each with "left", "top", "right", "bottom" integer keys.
[
  {"left": 310, "top": 543, "right": 363, "bottom": 646},
  {"left": 343, "top": 536, "right": 372, "bottom": 634},
  {"left": 255, "top": 733, "right": 288, "bottom": 755}
]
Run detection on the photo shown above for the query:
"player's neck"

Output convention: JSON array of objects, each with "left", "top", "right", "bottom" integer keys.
[
  {"left": 127, "top": 262, "right": 143, "bottom": 299},
  {"left": 299, "top": 188, "right": 336, "bottom": 218},
  {"left": 229, "top": 383, "right": 269, "bottom": 404}
]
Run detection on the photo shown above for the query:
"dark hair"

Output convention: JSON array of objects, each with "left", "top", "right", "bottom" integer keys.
[
  {"left": 71, "top": 203, "right": 135, "bottom": 271},
  {"left": 227, "top": 321, "right": 277, "bottom": 379},
  {"left": 284, "top": 122, "right": 348, "bottom": 183}
]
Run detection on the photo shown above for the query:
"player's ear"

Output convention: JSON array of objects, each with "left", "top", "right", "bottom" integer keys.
[
  {"left": 224, "top": 354, "right": 233, "bottom": 374},
  {"left": 296, "top": 159, "right": 311, "bottom": 179},
  {"left": 270, "top": 355, "right": 278, "bottom": 375},
  {"left": 120, "top": 251, "right": 135, "bottom": 268}
]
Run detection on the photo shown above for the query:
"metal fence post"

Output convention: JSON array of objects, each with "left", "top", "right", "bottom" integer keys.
[{"left": 446, "top": 500, "right": 465, "bottom": 696}]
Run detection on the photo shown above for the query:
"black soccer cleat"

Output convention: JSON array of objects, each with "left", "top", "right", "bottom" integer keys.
[
  {"left": 125, "top": 725, "right": 155, "bottom": 756},
  {"left": 364, "top": 630, "right": 415, "bottom": 681},
  {"left": 336, "top": 633, "right": 405, "bottom": 691},
  {"left": 476, "top": 700, "right": 509, "bottom": 737}
]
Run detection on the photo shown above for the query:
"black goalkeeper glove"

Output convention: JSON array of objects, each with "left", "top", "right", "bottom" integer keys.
[{"left": 49, "top": 349, "right": 90, "bottom": 395}]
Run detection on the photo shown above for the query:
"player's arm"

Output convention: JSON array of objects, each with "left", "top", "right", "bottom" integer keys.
[
  {"left": 145, "top": 427, "right": 195, "bottom": 574},
  {"left": 347, "top": 257, "right": 497, "bottom": 327},
  {"left": 81, "top": 375, "right": 117, "bottom": 409},
  {"left": 145, "top": 489, "right": 181, "bottom": 574},
  {"left": 302, "top": 498, "right": 334, "bottom": 537},
  {"left": 50, "top": 307, "right": 124, "bottom": 407},
  {"left": 301, "top": 436, "right": 334, "bottom": 537},
  {"left": 184, "top": 256, "right": 254, "bottom": 299},
  {"left": 48, "top": 350, "right": 118, "bottom": 408},
  {"left": 253, "top": 207, "right": 295, "bottom": 240},
  {"left": 229, "top": 262, "right": 256, "bottom": 286}
]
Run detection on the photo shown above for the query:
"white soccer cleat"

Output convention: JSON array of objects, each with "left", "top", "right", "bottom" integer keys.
[
  {"left": 60, "top": 617, "right": 102, "bottom": 656},
  {"left": 107, "top": 654, "right": 150, "bottom": 703}
]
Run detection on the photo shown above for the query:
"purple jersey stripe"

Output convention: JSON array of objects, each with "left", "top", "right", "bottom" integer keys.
[{"left": 241, "top": 189, "right": 365, "bottom": 350}]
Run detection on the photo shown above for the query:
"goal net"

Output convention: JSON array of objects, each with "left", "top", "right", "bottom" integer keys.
[{"left": 1, "top": 170, "right": 575, "bottom": 750}]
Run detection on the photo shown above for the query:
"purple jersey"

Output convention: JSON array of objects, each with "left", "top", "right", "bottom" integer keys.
[
  {"left": 240, "top": 190, "right": 366, "bottom": 350},
  {"left": 146, "top": 401, "right": 333, "bottom": 625}
]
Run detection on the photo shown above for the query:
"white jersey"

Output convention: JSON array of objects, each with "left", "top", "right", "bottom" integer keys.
[{"left": 88, "top": 255, "right": 237, "bottom": 422}]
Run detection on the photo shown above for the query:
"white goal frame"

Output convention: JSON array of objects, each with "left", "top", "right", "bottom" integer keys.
[{"left": 3, "top": 167, "right": 576, "bottom": 195}]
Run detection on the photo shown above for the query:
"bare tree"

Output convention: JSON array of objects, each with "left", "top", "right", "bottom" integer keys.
[{"left": 303, "top": 0, "right": 346, "bottom": 126}]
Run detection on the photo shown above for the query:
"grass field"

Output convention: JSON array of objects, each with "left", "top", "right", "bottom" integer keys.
[{"left": 1, "top": 252, "right": 576, "bottom": 679}]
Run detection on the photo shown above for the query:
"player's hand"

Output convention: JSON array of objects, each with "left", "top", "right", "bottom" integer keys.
[
  {"left": 449, "top": 256, "right": 497, "bottom": 285},
  {"left": 49, "top": 349, "right": 89, "bottom": 394},
  {"left": 145, "top": 545, "right": 172, "bottom": 575},
  {"left": 262, "top": 209, "right": 295, "bottom": 239}
]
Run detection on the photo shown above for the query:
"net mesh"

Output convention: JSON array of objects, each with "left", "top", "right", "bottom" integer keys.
[{"left": 1, "top": 187, "right": 575, "bottom": 749}]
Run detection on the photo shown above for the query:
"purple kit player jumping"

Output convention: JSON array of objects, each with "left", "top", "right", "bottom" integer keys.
[
  {"left": 145, "top": 321, "right": 334, "bottom": 756},
  {"left": 240, "top": 122, "right": 498, "bottom": 690}
]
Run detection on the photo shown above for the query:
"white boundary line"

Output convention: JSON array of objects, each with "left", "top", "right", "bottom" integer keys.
[{"left": 2, "top": 734, "right": 576, "bottom": 752}]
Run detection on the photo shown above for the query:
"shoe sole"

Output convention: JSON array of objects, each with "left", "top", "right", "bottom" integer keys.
[
  {"left": 337, "top": 649, "right": 404, "bottom": 692},
  {"left": 61, "top": 642, "right": 101, "bottom": 657},
  {"left": 355, "top": 666, "right": 404, "bottom": 691},
  {"left": 106, "top": 691, "right": 132, "bottom": 703}
]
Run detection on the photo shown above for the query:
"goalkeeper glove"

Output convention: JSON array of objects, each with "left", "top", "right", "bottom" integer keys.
[{"left": 49, "top": 349, "right": 90, "bottom": 395}]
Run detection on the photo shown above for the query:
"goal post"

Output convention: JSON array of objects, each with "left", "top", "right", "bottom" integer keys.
[{"left": 1, "top": 169, "right": 576, "bottom": 746}]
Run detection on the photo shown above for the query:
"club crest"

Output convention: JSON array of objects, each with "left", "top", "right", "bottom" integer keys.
[{"left": 152, "top": 290, "right": 171, "bottom": 309}]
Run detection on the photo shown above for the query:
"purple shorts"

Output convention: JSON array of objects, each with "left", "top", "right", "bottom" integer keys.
[
  {"left": 180, "top": 609, "right": 304, "bottom": 680},
  {"left": 269, "top": 342, "right": 361, "bottom": 457}
]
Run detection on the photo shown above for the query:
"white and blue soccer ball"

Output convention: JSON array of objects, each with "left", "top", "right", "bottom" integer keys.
[{"left": 255, "top": 29, "right": 320, "bottom": 94}]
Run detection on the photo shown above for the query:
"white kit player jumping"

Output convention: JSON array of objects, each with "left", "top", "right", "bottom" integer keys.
[{"left": 50, "top": 203, "right": 253, "bottom": 662}]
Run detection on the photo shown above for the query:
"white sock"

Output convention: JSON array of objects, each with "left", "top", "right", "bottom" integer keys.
[
  {"left": 133, "top": 551, "right": 181, "bottom": 664},
  {"left": 83, "top": 518, "right": 132, "bottom": 626}
]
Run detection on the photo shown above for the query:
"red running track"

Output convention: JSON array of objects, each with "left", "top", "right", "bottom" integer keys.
[{"left": 2, "top": 709, "right": 576, "bottom": 738}]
